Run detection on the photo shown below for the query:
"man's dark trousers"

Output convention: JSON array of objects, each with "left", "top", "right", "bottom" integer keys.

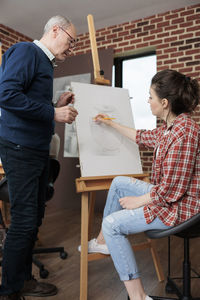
[{"left": 0, "top": 137, "right": 49, "bottom": 295}]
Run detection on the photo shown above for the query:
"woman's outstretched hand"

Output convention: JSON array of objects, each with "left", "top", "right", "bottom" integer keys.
[{"left": 93, "top": 113, "right": 114, "bottom": 125}]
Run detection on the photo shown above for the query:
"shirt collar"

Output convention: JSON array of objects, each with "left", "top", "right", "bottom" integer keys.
[
  {"left": 165, "top": 113, "right": 188, "bottom": 131},
  {"left": 33, "top": 40, "right": 57, "bottom": 67}
]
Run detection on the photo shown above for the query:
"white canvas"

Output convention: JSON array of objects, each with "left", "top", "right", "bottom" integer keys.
[{"left": 71, "top": 82, "right": 143, "bottom": 177}]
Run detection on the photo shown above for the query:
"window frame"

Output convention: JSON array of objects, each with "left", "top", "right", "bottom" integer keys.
[{"left": 113, "top": 51, "right": 156, "bottom": 88}]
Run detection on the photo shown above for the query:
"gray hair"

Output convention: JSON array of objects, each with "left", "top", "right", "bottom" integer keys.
[{"left": 44, "top": 15, "right": 71, "bottom": 34}]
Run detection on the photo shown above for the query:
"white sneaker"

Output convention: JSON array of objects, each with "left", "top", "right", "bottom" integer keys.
[
  {"left": 146, "top": 296, "right": 153, "bottom": 300},
  {"left": 78, "top": 238, "right": 110, "bottom": 255}
]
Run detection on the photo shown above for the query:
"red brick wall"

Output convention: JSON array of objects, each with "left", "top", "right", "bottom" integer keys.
[
  {"left": 76, "top": 4, "right": 200, "bottom": 79},
  {"left": 0, "top": 24, "right": 32, "bottom": 53},
  {"left": 1, "top": 3, "right": 200, "bottom": 175}
]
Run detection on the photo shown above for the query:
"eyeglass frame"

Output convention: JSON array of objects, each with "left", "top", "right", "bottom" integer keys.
[{"left": 59, "top": 26, "right": 78, "bottom": 49}]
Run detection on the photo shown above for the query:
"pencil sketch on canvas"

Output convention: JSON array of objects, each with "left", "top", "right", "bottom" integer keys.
[
  {"left": 89, "top": 104, "right": 124, "bottom": 156},
  {"left": 53, "top": 73, "right": 91, "bottom": 157},
  {"left": 72, "top": 82, "right": 143, "bottom": 177}
]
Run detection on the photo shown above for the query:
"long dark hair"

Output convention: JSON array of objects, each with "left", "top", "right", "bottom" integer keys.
[{"left": 151, "top": 69, "right": 200, "bottom": 115}]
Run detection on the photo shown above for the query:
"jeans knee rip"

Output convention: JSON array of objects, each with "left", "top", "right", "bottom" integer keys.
[
  {"left": 105, "top": 215, "right": 114, "bottom": 223},
  {"left": 130, "top": 207, "right": 144, "bottom": 218},
  {"left": 130, "top": 177, "right": 137, "bottom": 183},
  {"left": 130, "top": 178, "right": 141, "bottom": 185},
  {"left": 130, "top": 210, "right": 135, "bottom": 216}
]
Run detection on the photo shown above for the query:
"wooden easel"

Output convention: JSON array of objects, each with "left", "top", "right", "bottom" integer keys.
[
  {"left": 87, "top": 14, "right": 110, "bottom": 86},
  {"left": 76, "top": 15, "right": 164, "bottom": 300}
]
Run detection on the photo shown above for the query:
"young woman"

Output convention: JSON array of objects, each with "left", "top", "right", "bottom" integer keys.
[{"left": 79, "top": 69, "right": 200, "bottom": 300}]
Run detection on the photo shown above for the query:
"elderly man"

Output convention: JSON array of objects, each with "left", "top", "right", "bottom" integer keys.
[{"left": 0, "top": 16, "right": 78, "bottom": 300}]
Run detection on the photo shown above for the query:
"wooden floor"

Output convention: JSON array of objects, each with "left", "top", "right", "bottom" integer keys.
[{"left": 2, "top": 204, "right": 200, "bottom": 300}]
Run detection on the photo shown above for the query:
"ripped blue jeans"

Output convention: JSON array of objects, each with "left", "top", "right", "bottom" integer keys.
[{"left": 102, "top": 176, "right": 170, "bottom": 281}]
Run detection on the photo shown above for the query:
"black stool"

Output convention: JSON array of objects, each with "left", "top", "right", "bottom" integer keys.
[{"left": 145, "top": 213, "right": 200, "bottom": 300}]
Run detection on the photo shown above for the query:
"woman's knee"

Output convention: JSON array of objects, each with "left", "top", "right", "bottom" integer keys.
[
  {"left": 116, "top": 175, "right": 136, "bottom": 185},
  {"left": 112, "top": 176, "right": 126, "bottom": 185},
  {"left": 111, "top": 176, "right": 130, "bottom": 190}
]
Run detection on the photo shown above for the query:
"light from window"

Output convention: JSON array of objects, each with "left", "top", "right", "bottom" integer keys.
[
  {"left": 123, "top": 55, "right": 156, "bottom": 130},
  {"left": 112, "top": 65, "right": 115, "bottom": 87}
]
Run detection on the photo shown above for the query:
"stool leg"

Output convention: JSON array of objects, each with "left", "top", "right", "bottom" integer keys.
[
  {"left": 168, "top": 236, "right": 171, "bottom": 277},
  {"left": 165, "top": 237, "right": 172, "bottom": 293},
  {"left": 165, "top": 236, "right": 181, "bottom": 296},
  {"left": 182, "top": 237, "right": 191, "bottom": 300}
]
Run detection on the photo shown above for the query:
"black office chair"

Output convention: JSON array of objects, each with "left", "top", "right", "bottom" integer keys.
[
  {"left": 144, "top": 213, "right": 200, "bottom": 300},
  {"left": 32, "top": 157, "right": 68, "bottom": 278},
  {"left": 0, "top": 158, "right": 68, "bottom": 278}
]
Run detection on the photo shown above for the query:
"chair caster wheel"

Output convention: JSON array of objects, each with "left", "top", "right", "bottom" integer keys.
[
  {"left": 40, "top": 268, "right": 49, "bottom": 279},
  {"left": 165, "top": 281, "right": 175, "bottom": 294},
  {"left": 60, "top": 251, "right": 68, "bottom": 259}
]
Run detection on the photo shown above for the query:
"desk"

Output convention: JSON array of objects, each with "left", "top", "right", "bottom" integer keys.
[{"left": 76, "top": 174, "right": 164, "bottom": 300}]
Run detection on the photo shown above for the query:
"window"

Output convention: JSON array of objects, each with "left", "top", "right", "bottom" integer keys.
[{"left": 114, "top": 53, "right": 156, "bottom": 129}]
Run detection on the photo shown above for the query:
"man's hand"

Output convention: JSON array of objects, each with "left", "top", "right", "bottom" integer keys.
[
  {"left": 54, "top": 106, "right": 78, "bottom": 124},
  {"left": 56, "top": 92, "right": 75, "bottom": 107}
]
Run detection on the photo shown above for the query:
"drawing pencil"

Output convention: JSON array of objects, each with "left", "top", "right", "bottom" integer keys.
[{"left": 93, "top": 117, "right": 116, "bottom": 121}]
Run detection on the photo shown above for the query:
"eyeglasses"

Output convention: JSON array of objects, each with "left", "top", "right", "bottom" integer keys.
[{"left": 59, "top": 26, "right": 78, "bottom": 49}]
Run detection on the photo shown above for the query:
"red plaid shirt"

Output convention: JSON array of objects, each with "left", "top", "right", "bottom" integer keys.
[{"left": 136, "top": 113, "right": 200, "bottom": 226}]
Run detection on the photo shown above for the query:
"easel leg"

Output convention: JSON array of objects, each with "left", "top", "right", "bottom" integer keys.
[
  {"left": 88, "top": 191, "right": 96, "bottom": 240},
  {"left": 80, "top": 192, "right": 89, "bottom": 300},
  {"left": 148, "top": 238, "right": 164, "bottom": 282}
]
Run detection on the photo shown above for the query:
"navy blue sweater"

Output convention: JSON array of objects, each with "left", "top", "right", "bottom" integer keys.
[{"left": 0, "top": 42, "right": 55, "bottom": 150}]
